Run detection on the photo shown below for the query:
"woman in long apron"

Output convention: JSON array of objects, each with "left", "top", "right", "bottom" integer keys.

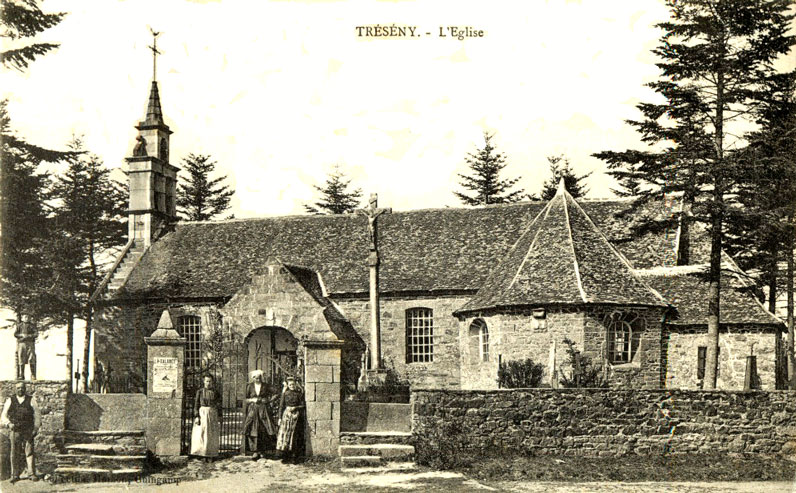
[
  {"left": 191, "top": 375, "right": 221, "bottom": 462},
  {"left": 276, "top": 376, "right": 305, "bottom": 463},
  {"left": 241, "top": 370, "right": 277, "bottom": 460}
]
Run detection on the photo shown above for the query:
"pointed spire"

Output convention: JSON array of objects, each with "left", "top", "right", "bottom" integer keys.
[
  {"left": 556, "top": 177, "right": 567, "bottom": 196},
  {"left": 144, "top": 80, "right": 164, "bottom": 125}
]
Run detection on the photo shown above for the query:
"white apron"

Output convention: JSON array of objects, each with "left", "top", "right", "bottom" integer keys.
[{"left": 190, "top": 406, "right": 220, "bottom": 457}]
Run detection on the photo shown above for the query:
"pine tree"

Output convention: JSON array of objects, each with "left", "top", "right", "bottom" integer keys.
[
  {"left": 0, "top": 101, "right": 58, "bottom": 318},
  {"left": 728, "top": 71, "right": 796, "bottom": 387},
  {"left": 594, "top": 0, "right": 795, "bottom": 389},
  {"left": 538, "top": 155, "right": 591, "bottom": 201},
  {"left": 177, "top": 154, "right": 235, "bottom": 221},
  {"left": 50, "top": 138, "right": 127, "bottom": 392},
  {"left": 304, "top": 164, "right": 362, "bottom": 214},
  {"left": 455, "top": 132, "right": 523, "bottom": 205},
  {"left": 1, "top": 0, "right": 66, "bottom": 71}
]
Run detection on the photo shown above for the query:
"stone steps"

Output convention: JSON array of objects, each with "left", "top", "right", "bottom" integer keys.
[
  {"left": 52, "top": 466, "right": 143, "bottom": 483},
  {"left": 56, "top": 454, "right": 147, "bottom": 469},
  {"left": 61, "top": 430, "right": 146, "bottom": 446},
  {"left": 341, "top": 461, "right": 418, "bottom": 473},
  {"left": 65, "top": 443, "right": 147, "bottom": 456},
  {"left": 338, "top": 443, "right": 415, "bottom": 469},
  {"left": 56, "top": 429, "right": 148, "bottom": 482},
  {"left": 340, "top": 431, "right": 413, "bottom": 445}
]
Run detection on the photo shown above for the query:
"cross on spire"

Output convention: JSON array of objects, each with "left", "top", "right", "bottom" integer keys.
[{"left": 148, "top": 27, "right": 162, "bottom": 81}]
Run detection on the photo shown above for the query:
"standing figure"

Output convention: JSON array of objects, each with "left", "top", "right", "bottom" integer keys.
[
  {"left": 1, "top": 382, "right": 40, "bottom": 483},
  {"left": 93, "top": 362, "right": 105, "bottom": 394},
  {"left": 102, "top": 364, "right": 112, "bottom": 394},
  {"left": 191, "top": 375, "right": 221, "bottom": 462},
  {"left": 14, "top": 315, "right": 37, "bottom": 381},
  {"left": 241, "top": 370, "right": 276, "bottom": 460},
  {"left": 276, "top": 376, "right": 305, "bottom": 464}
]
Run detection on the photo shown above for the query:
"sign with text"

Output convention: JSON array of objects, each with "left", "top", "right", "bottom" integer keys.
[{"left": 152, "top": 357, "right": 179, "bottom": 393}]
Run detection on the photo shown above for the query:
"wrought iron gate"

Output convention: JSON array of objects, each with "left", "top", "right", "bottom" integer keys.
[{"left": 181, "top": 332, "right": 246, "bottom": 455}]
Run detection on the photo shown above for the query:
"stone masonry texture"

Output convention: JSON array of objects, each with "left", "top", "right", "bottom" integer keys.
[
  {"left": 412, "top": 388, "right": 796, "bottom": 458},
  {"left": 0, "top": 381, "right": 68, "bottom": 461}
]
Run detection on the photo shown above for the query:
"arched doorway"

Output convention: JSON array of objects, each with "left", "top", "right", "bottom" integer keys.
[{"left": 244, "top": 326, "right": 299, "bottom": 385}]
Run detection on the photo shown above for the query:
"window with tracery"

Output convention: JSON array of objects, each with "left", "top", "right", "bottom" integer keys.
[{"left": 605, "top": 312, "right": 642, "bottom": 364}]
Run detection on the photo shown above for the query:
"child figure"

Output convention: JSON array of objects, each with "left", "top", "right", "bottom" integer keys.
[{"left": 275, "top": 376, "right": 305, "bottom": 463}]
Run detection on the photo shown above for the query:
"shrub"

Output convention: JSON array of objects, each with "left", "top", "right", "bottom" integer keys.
[
  {"left": 498, "top": 358, "right": 544, "bottom": 388},
  {"left": 413, "top": 421, "right": 474, "bottom": 470},
  {"left": 558, "top": 338, "right": 608, "bottom": 388}
]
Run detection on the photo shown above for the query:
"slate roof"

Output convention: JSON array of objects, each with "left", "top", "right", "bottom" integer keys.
[
  {"left": 456, "top": 182, "right": 666, "bottom": 314},
  {"left": 639, "top": 265, "right": 782, "bottom": 326},
  {"left": 118, "top": 198, "right": 681, "bottom": 300}
]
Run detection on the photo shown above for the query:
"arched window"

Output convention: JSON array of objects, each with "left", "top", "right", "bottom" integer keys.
[
  {"left": 406, "top": 308, "right": 434, "bottom": 363},
  {"left": 480, "top": 324, "right": 489, "bottom": 362},
  {"left": 159, "top": 138, "right": 168, "bottom": 162},
  {"left": 178, "top": 315, "right": 202, "bottom": 370},
  {"left": 468, "top": 319, "right": 489, "bottom": 363},
  {"left": 605, "top": 312, "right": 642, "bottom": 364}
]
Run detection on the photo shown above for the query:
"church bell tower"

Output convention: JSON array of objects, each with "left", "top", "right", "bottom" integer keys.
[{"left": 125, "top": 31, "right": 178, "bottom": 247}]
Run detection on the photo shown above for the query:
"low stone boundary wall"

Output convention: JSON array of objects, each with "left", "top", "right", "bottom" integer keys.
[
  {"left": 412, "top": 389, "right": 796, "bottom": 457},
  {"left": 66, "top": 393, "right": 148, "bottom": 431},
  {"left": 0, "top": 380, "right": 68, "bottom": 460}
]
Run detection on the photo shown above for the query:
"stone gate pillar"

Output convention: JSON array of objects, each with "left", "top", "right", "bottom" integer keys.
[
  {"left": 144, "top": 310, "right": 186, "bottom": 456},
  {"left": 303, "top": 340, "right": 343, "bottom": 456}
]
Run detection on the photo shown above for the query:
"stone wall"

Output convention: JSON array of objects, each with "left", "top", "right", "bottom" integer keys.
[
  {"left": 412, "top": 388, "right": 796, "bottom": 457},
  {"left": 585, "top": 307, "right": 665, "bottom": 389},
  {"left": 664, "top": 326, "right": 780, "bottom": 390},
  {"left": 0, "top": 381, "right": 68, "bottom": 459},
  {"left": 66, "top": 393, "right": 148, "bottom": 431},
  {"left": 458, "top": 308, "right": 584, "bottom": 390},
  {"left": 95, "top": 301, "right": 221, "bottom": 390},
  {"left": 457, "top": 306, "right": 665, "bottom": 390},
  {"left": 335, "top": 295, "right": 468, "bottom": 389}
]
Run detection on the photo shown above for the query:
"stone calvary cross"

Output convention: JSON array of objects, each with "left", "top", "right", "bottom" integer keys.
[{"left": 357, "top": 194, "right": 391, "bottom": 371}]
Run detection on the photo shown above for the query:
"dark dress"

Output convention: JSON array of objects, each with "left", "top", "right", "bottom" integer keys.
[
  {"left": 276, "top": 388, "right": 305, "bottom": 458},
  {"left": 241, "top": 382, "right": 276, "bottom": 455}
]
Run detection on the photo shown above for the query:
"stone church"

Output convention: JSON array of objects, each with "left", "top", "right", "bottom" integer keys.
[{"left": 93, "top": 77, "right": 787, "bottom": 413}]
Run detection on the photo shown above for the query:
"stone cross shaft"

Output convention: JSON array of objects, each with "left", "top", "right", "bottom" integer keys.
[{"left": 357, "top": 194, "right": 391, "bottom": 370}]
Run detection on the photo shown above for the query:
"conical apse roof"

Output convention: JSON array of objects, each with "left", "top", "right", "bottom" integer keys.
[{"left": 456, "top": 180, "right": 666, "bottom": 314}]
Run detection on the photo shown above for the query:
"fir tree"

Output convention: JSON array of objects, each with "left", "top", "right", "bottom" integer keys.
[
  {"left": 538, "top": 155, "right": 591, "bottom": 200},
  {"left": 455, "top": 131, "right": 523, "bottom": 205},
  {"left": 50, "top": 138, "right": 127, "bottom": 392},
  {"left": 594, "top": 0, "right": 795, "bottom": 389},
  {"left": 1, "top": 0, "right": 66, "bottom": 71},
  {"left": 305, "top": 164, "right": 362, "bottom": 214},
  {"left": 177, "top": 153, "right": 235, "bottom": 221}
]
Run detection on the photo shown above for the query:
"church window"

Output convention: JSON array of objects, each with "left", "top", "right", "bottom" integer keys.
[
  {"left": 479, "top": 323, "right": 489, "bottom": 362},
  {"left": 468, "top": 319, "right": 489, "bottom": 363},
  {"left": 178, "top": 315, "right": 202, "bottom": 370},
  {"left": 159, "top": 138, "right": 168, "bottom": 162},
  {"left": 697, "top": 345, "right": 720, "bottom": 380},
  {"left": 605, "top": 312, "right": 642, "bottom": 364},
  {"left": 406, "top": 308, "right": 434, "bottom": 363}
]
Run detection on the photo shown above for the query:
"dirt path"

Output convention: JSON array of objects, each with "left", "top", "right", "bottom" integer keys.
[{"left": 1, "top": 458, "right": 793, "bottom": 493}]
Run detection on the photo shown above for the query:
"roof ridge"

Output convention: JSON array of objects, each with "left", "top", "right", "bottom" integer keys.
[
  {"left": 566, "top": 193, "right": 667, "bottom": 304},
  {"left": 507, "top": 199, "right": 554, "bottom": 292},
  {"left": 562, "top": 192, "right": 589, "bottom": 303}
]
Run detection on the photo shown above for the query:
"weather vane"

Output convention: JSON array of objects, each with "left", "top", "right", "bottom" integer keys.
[{"left": 148, "top": 27, "right": 162, "bottom": 81}]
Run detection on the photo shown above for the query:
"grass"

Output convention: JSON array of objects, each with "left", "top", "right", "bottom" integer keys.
[{"left": 458, "top": 454, "right": 796, "bottom": 482}]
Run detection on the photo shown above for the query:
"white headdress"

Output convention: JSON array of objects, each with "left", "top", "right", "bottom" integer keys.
[{"left": 249, "top": 369, "right": 264, "bottom": 382}]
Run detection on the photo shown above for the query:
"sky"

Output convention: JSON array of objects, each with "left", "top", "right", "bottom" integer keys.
[{"left": 2, "top": 0, "right": 794, "bottom": 218}]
